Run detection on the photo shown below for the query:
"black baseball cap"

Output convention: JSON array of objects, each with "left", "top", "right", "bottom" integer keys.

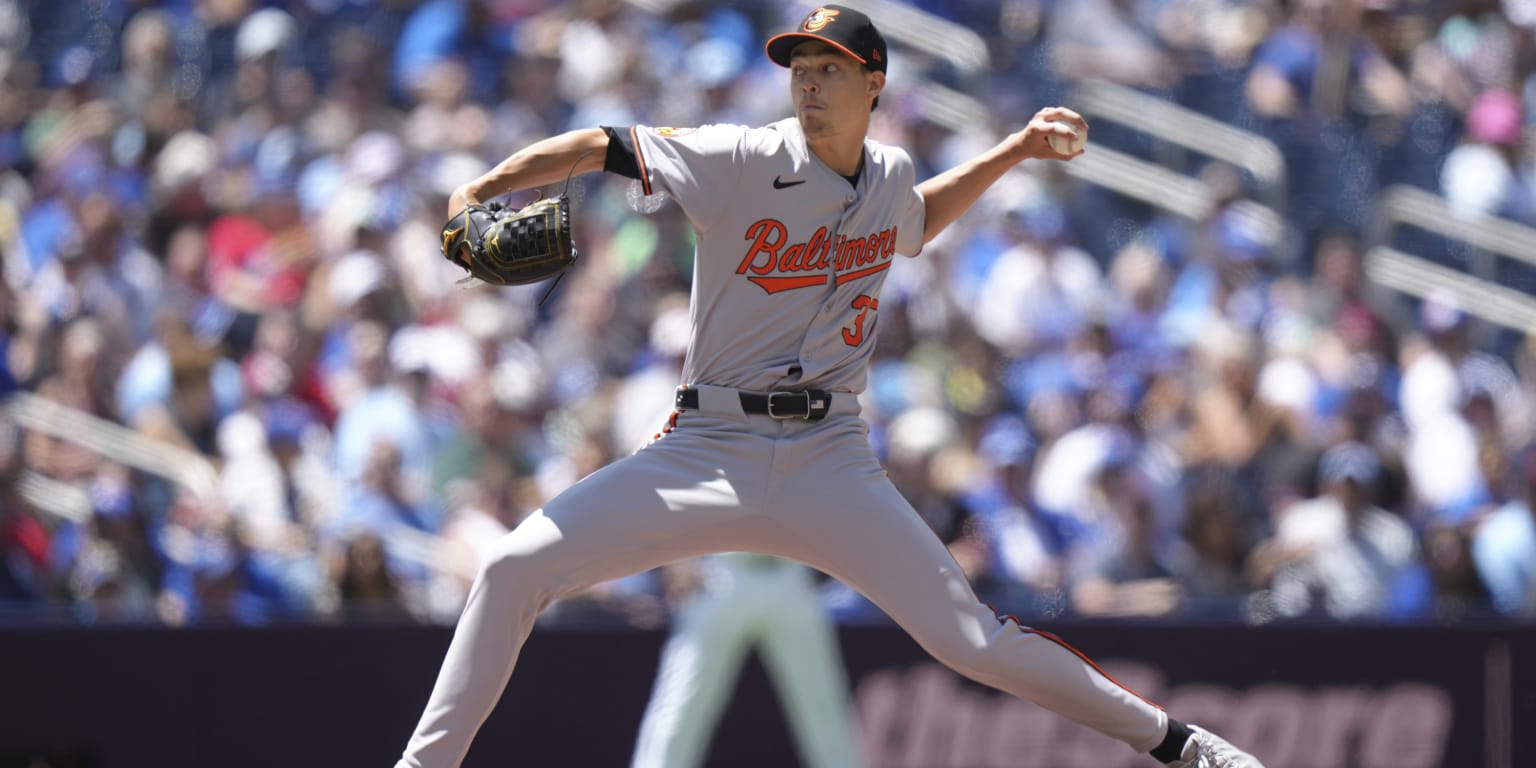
[{"left": 765, "top": 5, "right": 887, "bottom": 73}]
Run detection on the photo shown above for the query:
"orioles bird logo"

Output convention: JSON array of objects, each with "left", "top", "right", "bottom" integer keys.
[{"left": 804, "top": 8, "right": 839, "bottom": 32}]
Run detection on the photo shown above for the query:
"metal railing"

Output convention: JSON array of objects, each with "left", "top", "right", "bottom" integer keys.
[
  {"left": 1065, "top": 142, "right": 1286, "bottom": 247},
  {"left": 1364, "top": 184, "right": 1536, "bottom": 333},
  {"left": 1049, "top": 79, "right": 1293, "bottom": 261},
  {"left": 16, "top": 469, "right": 92, "bottom": 523},
  {"left": 1073, "top": 80, "right": 1288, "bottom": 213},
  {"left": 911, "top": 80, "right": 995, "bottom": 135},
  {"left": 1, "top": 393, "right": 466, "bottom": 578},
  {"left": 4, "top": 392, "right": 221, "bottom": 502}
]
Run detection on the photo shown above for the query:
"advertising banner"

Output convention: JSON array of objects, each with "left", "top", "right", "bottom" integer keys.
[{"left": 0, "top": 624, "right": 1527, "bottom": 768}]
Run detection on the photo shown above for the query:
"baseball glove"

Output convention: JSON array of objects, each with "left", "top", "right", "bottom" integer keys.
[{"left": 440, "top": 194, "right": 577, "bottom": 287}]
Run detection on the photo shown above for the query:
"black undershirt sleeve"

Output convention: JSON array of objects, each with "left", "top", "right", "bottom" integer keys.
[{"left": 601, "top": 126, "right": 642, "bottom": 180}]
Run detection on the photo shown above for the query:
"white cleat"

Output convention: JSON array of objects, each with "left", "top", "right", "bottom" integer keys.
[{"left": 1166, "top": 726, "right": 1266, "bottom": 767}]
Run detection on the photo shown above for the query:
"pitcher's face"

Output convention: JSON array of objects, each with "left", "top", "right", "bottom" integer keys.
[{"left": 788, "top": 42, "right": 881, "bottom": 138}]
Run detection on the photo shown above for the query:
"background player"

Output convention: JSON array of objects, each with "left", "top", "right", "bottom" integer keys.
[
  {"left": 629, "top": 553, "right": 863, "bottom": 768},
  {"left": 397, "top": 6, "right": 1264, "bottom": 767}
]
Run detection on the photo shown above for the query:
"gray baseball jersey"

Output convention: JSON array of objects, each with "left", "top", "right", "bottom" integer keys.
[{"left": 625, "top": 118, "right": 925, "bottom": 393}]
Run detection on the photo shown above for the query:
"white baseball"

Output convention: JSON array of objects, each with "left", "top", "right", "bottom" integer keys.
[{"left": 1045, "top": 121, "right": 1086, "bottom": 154}]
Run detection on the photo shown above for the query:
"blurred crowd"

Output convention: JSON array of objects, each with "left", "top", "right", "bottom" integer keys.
[{"left": 1, "top": 0, "right": 1535, "bottom": 627}]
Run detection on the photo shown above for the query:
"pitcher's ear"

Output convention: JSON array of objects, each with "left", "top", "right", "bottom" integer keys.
[{"left": 869, "top": 71, "right": 885, "bottom": 101}]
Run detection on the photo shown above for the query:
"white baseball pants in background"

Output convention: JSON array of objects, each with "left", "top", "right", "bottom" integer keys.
[{"left": 630, "top": 553, "right": 863, "bottom": 768}]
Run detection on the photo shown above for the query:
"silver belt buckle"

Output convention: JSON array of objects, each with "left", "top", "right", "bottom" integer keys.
[{"left": 766, "top": 391, "right": 806, "bottom": 419}]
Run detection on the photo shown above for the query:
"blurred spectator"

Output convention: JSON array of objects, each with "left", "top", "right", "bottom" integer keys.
[
  {"left": 960, "top": 414, "right": 1064, "bottom": 612},
  {"left": 1244, "top": 0, "right": 1412, "bottom": 122},
  {"left": 428, "top": 467, "right": 528, "bottom": 620},
  {"left": 1420, "top": 515, "right": 1489, "bottom": 618},
  {"left": 66, "top": 464, "right": 159, "bottom": 624},
  {"left": 314, "top": 250, "right": 404, "bottom": 398},
  {"left": 153, "top": 487, "right": 263, "bottom": 626},
  {"left": 0, "top": 279, "right": 20, "bottom": 400},
  {"left": 1155, "top": 0, "right": 1273, "bottom": 74},
  {"left": 339, "top": 438, "right": 432, "bottom": 539},
  {"left": 41, "top": 316, "right": 115, "bottom": 420},
  {"left": 241, "top": 308, "right": 335, "bottom": 426},
  {"left": 1175, "top": 321, "right": 1299, "bottom": 526},
  {"left": 1164, "top": 208, "right": 1277, "bottom": 342},
  {"left": 1104, "top": 242, "right": 1173, "bottom": 363},
  {"left": 430, "top": 359, "right": 546, "bottom": 501},
  {"left": 401, "top": 58, "right": 494, "bottom": 158},
  {"left": 262, "top": 397, "right": 341, "bottom": 534},
  {"left": 972, "top": 198, "right": 1104, "bottom": 357},
  {"left": 1472, "top": 447, "right": 1536, "bottom": 617},
  {"left": 1417, "top": 0, "right": 1520, "bottom": 113},
  {"left": 0, "top": 428, "right": 49, "bottom": 607},
  {"left": 1398, "top": 295, "right": 1522, "bottom": 525},
  {"left": 1172, "top": 468, "right": 1252, "bottom": 612},
  {"left": 326, "top": 436, "right": 436, "bottom": 617},
  {"left": 331, "top": 531, "right": 414, "bottom": 622},
  {"left": 393, "top": 0, "right": 510, "bottom": 108},
  {"left": 1244, "top": 0, "right": 1414, "bottom": 234},
  {"left": 204, "top": 170, "right": 316, "bottom": 358},
  {"left": 1305, "top": 227, "right": 1385, "bottom": 330},
  {"left": 26, "top": 319, "right": 115, "bottom": 481},
  {"left": 26, "top": 174, "right": 162, "bottom": 348},
  {"left": 610, "top": 296, "right": 691, "bottom": 455},
  {"left": 217, "top": 409, "right": 329, "bottom": 619},
  {"left": 1047, "top": 0, "right": 1181, "bottom": 90},
  {"left": 886, "top": 407, "right": 986, "bottom": 582},
  {"left": 1066, "top": 443, "right": 1186, "bottom": 619},
  {"left": 1257, "top": 441, "right": 1424, "bottom": 619},
  {"left": 1440, "top": 89, "right": 1529, "bottom": 219},
  {"left": 130, "top": 316, "right": 243, "bottom": 457},
  {"left": 117, "top": 310, "right": 246, "bottom": 438},
  {"left": 105, "top": 9, "right": 177, "bottom": 123},
  {"left": 330, "top": 321, "right": 430, "bottom": 494}
]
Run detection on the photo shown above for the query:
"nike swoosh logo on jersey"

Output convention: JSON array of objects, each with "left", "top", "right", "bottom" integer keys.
[{"left": 772, "top": 176, "right": 806, "bottom": 189}]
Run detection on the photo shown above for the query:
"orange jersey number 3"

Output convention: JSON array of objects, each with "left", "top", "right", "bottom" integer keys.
[{"left": 841, "top": 294, "right": 879, "bottom": 347}]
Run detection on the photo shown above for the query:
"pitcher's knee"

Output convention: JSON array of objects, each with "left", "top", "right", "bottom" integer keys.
[
  {"left": 477, "top": 529, "right": 561, "bottom": 598},
  {"left": 928, "top": 636, "right": 1008, "bottom": 685}
]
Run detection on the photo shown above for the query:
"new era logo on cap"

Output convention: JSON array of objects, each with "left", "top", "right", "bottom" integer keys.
[{"left": 765, "top": 4, "right": 888, "bottom": 73}]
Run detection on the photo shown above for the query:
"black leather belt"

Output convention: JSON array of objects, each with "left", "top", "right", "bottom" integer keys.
[{"left": 675, "top": 387, "right": 832, "bottom": 421}]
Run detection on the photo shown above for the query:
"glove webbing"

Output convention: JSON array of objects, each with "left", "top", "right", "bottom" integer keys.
[{"left": 485, "top": 197, "right": 570, "bottom": 272}]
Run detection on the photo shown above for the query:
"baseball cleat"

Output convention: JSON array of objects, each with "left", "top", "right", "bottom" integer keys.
[{"left": 1166, "top": 725, "right": 1266, "bottom": 767}]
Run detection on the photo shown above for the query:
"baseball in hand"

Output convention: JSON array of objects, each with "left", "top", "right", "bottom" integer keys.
[{"left": 1045, "top": 121, "right": 1087, "bottom": 154}]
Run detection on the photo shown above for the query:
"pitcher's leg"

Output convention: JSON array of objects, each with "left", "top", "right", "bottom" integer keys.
[
  {"left": 769, "top": 427, "right": 1167, "bottom": 753},
  {"left": 631, "top": 580, "right": 754, "bottom": 768},
  {"left": 397, "top": 514, "right": 563, "bottom": 768},
  {"left": 398, "top": 432, "right": 774, "bottom": 768},
  {"left": 786, "top": 486, "right": 1164, "bottom": 750}
]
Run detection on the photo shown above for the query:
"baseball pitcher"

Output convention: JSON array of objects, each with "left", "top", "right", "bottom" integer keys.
[{"left": 400, "top": 6, "right": 1264, "bottom": 768}]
